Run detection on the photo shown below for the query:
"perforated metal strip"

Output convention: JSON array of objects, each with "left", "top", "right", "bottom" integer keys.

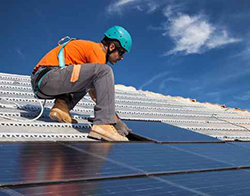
[
  {"left": 0, "top": 75, "right": 30, "bottom": 81},
  {"left": 0, "top": 97, "right": 52, "bottom": 104},
  {"left": 0, "top": 132, "right": 88, "bottom": 139},
  {"left": 0, "top": 90, "right": 33, "bottom": 97},
  {"left": 0, "top": 79, "right": 31, "bottom": 86},
  {"left": 115, "top": 94, "right": 168, "bottom": 101},
  {"left": 0, "top": 122, "right": 91, "bottom": 129},
  {"left": 188, "top": 127, "right": 246, "bottom": 131},
  {"left": 0, "top": 111, "right": 88, "bottom": 120},
  {"left": 213, "top": 135, "right": 250, "bottom": 140},
  {"left": 0, "top": 84, "right": 32, "bottom": 91},
  {"left": 115, "top": 103, "right": 208, "bottom": 111},
  {"left": 116, "top": 110, "right": 242, "bottom": 118},
  {"left": 115, "top": 100, "right": 206, "bottom": 108}
]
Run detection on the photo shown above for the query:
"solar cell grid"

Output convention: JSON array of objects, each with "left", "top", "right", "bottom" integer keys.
[
  {"left": 8, "top": 177, "right": 199, "bottom": 196},
  {"left": 6, "top": 169, "right": 250, "bottom": 196},
  {"left": 160, "top": 169, "right": 250, "bottom": 196},
  {"left": 171, "top": 143, "right": 250, "bottom": 166},
  {"left": 68, "top": 143, "right": 230, "bottom": 173},
  {"left": 0, "top": 142, "right": 239, "bottom": 187},
  {"left": 0, "top": 143, "right": 141, "bottom": 185},
  {"left": 1, "top": 140, "right": 250, "bottom": 195}
]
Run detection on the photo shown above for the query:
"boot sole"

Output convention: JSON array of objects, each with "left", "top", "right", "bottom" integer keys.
[
  {"left": 88, "top": 131, "right": 114, "bottom": 141},
  {"left": 89, "top": 128, "right": 129, "bottom": 141}
]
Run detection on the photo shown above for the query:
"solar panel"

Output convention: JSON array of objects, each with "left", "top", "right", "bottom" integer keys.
[
  {"left": 67, "top": 143, "right": 230, "bottom": 173},
  {"left": 170, "top": 143, "right": 250, "bottom": 166},
  {"left": 159, "top": 169, "right": 250, "bottom": 196},
  {"left": 124, "top": 120, "right": 220, "bottom": 143},
  {"left": 0, "top": 143, "right": 140, "bottom": 185},
  {"left": 6, "top": 176, "right": 199, "bottom": 196},
  {"left": 5, "top": 168, "right": 250, "bottom": 195},
  {"left": 0, "top": 142, "right": 233, "bottom": 186}
]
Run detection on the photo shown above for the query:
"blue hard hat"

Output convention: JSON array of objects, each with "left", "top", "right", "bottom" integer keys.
[{"left": 104, "top": 26, "right": 132, "bottom": 52}]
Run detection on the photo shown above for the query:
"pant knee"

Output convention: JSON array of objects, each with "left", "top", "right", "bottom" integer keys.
[
  {"left": 97, "top": 64, "right": 112, "bottom": 74},
  {"left": 96, "top": 64, "right": 114, "bottom": 80}
]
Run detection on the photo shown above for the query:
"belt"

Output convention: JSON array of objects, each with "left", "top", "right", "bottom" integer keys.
[
  {"left": 34, "top": 67, "right": 52, "bottom": 89},
  {"left": 32, "top": 67, "right": 53, "bottom": 98}
]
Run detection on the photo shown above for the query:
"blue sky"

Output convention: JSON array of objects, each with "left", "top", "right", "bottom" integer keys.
[{"left": 2, "top": 0, "right": 250, "bottom": 109}]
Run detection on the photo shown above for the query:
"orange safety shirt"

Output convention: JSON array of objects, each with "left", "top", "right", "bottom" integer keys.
[{"left": 32, "top": 40, "right": 106, "bottom": 74}]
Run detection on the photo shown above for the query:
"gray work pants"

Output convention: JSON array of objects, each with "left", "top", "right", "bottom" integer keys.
[{"left": 31, "top": 64, "right": 116, "bottom": 125}]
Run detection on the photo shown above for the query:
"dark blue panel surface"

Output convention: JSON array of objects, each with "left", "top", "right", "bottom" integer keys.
[
  {"left": 7, "top": 170, "right": 250, "bottom": 196},
  {"left": 125, "top": 120, "right": 220, "bottom": 142},
  {"left": 0, "top": 143, "right": 140, "bottom": 185},
  {"left": 230, "top": 142, "right": 250, "bottom": 150},
  {"left": 2, "top": 141, "right": 249, "bottom": 188},
  {"left": 0, "top": 190, "right": 9, "bottom": 196},
  {"left": 0, "top": 142, "right": 232, "bottom": 186},
  {"left": 69, "top": 143, "right": 230, "bottom": 173},
  {"left": 171, "top": 143, "right": 250, "bottom": 166},
  {"left": 160, "top": 170, "right": 250, "bottom": 196},
  {"left": 10, "top": 177, "right": 198, "bottom": 196},
  {"left": 10, "top": 170, "right": 250, "bottom": 196}
]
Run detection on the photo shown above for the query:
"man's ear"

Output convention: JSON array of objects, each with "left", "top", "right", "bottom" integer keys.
[{"left": 109, "top": 43, "right": 116, "bottom": 51}]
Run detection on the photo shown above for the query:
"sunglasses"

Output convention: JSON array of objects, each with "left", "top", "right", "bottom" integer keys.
[
  {"left": 114, "top": 43, "right": 126, "bottom": 57},
  {"left": 117, "top": 47, "right": 126, "bottom": 57}
]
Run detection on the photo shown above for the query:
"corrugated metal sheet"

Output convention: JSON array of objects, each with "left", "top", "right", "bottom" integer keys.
[{"left": 1, "top": 72, "right": 250, "bottom": 141}]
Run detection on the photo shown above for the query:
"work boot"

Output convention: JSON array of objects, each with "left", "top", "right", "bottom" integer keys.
[
  {"left": 49, "top": 99, "right": 78, "bottom": 124},
  {"left": 89, "top": 125, "right": 129, "bottom": 141}
]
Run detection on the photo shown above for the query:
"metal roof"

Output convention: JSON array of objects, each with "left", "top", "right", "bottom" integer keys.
[{"left": 1, "top": 72, "right": 250, "bottom": 141}]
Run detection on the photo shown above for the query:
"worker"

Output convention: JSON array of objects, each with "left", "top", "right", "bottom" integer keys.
[{"left": 31, "top": 26, "right": 132, "bottom": 141}]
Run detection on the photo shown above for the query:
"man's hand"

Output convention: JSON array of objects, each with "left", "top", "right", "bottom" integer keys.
[{"left": 114, "top": 114, "right": 132, "bottom": 136}]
